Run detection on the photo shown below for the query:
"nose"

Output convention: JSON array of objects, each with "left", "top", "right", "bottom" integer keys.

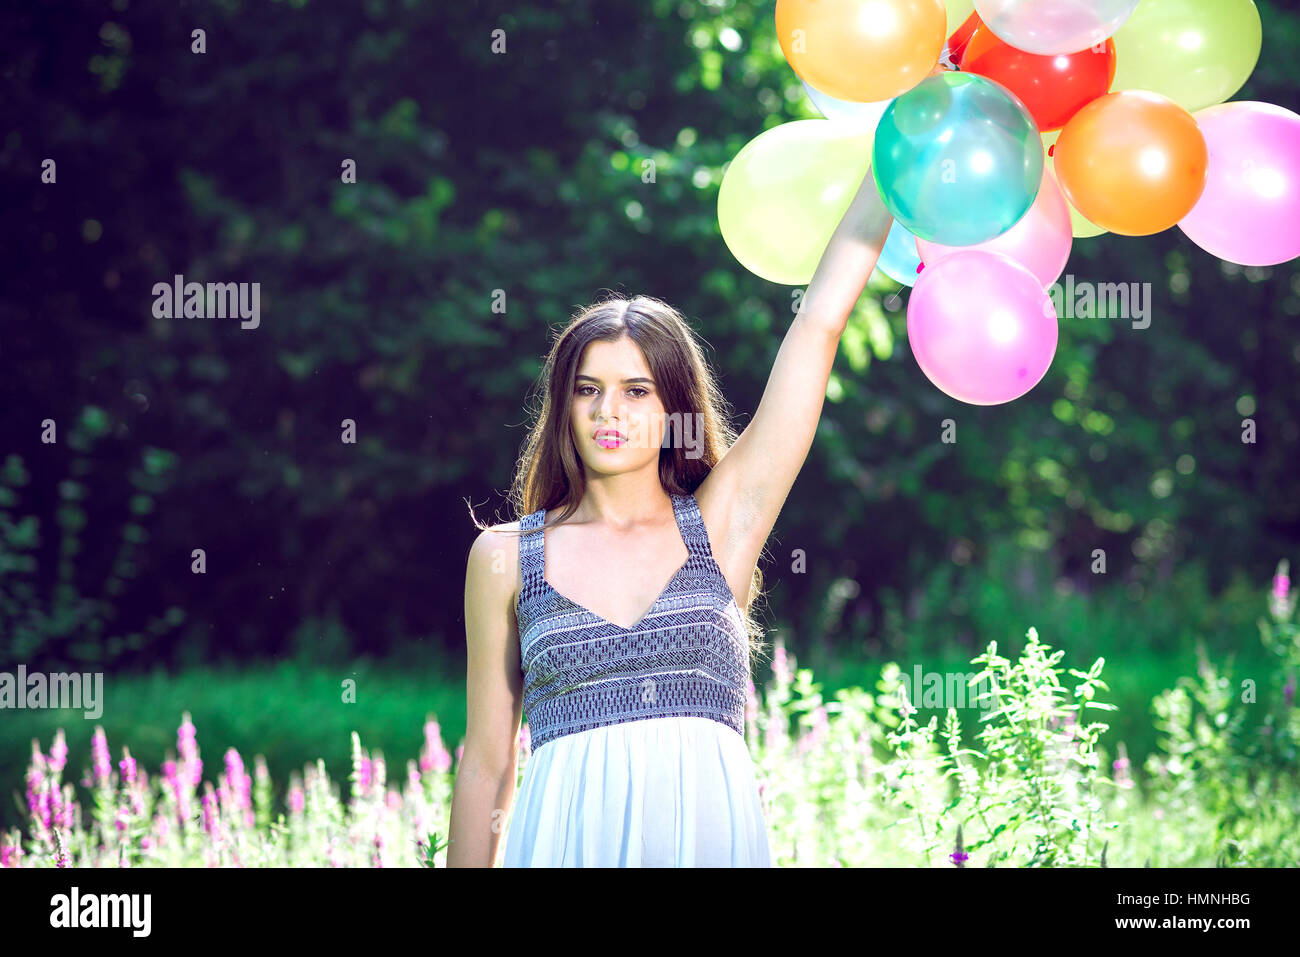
[{"left": 596, "top": 391, "right": 625, "bottom": 423}]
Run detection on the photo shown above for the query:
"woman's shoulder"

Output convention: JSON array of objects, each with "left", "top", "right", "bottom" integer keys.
[
  {"left": 466, "top": 517, "right": 528, "bottom": 581},
  {"left": 465, "top": 519, "right": 532, "bottom": 629}
]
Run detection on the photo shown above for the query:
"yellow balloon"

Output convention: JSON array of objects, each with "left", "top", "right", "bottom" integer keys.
[
  {"left": 1111, "top": 0, "right": 1262, "bottom": 113},
  {"left": 1042, "top": 131, "right": 1108, "bottom": 239},
  {"left": 945, "top": 0, "right": 975, "bottom": 33},
  {"left": 719, "top": 120, "right": 876, "bottom": 284}
]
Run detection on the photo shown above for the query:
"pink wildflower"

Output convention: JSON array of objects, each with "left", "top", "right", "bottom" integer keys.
[
  {"left": 201, "top": 787, "right": 219, "bottom": 837},
  {"left": 223, "top": 748, "right": 251, "bottom": 810},
  {"left": 772, "top": 641, "right": 792, "bottom": 688},
  {"left": 25, "top": 748, "right": 48, "bottom": 831},
  {"left": 91, "top": 727, "right": 111, "bottom": 787},
  {"left": 48, "top": 730, "right": 68, "bottom": 775},
  {"left": 421, "top": 718, "right": 453, "bottom": 773},
  {"left": 178, "top": 713, "right": 202, "bottom": 787},
  {"left": 119, "top": 746, "right": 137, "bottom": 785},
  {"left": 1268, "top": 560, "right": 1295, "bottom": 621},
  {"left": 48, "top": 783, "right": 67, "bottom": 830}
]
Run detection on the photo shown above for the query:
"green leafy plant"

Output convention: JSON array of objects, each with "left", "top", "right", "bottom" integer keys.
[
  {"left": 1139, "top": 558, "right": 1300, "bottom": 867},
  {"left": 0, "top": 407, "right": 185, "bottom": 671}
]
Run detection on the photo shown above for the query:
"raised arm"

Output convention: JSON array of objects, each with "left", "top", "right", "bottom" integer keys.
[{"left": 697, "top": 169, "right": 893, "bottom": 575}]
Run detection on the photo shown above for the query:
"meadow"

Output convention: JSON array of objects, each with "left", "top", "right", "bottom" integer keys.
[{"left": 4, "top": 561, "right": 1295, "bottom": 868}]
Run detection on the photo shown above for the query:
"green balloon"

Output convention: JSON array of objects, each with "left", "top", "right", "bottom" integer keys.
[
  {"left": 873, "top": 73, "right": 1041, "bottom": 247},
  {"left": 1111, "top": 0, "right": 1261, "bottom": 113},
  {"left": 718, "top": 120, "right": 876, "bottom": 285}
]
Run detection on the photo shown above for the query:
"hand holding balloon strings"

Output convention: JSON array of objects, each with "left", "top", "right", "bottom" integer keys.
[{"left": 721, "top": 0, "right": 1293, "bottom": 406}]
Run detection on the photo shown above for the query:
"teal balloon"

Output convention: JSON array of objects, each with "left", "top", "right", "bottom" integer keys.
[
  {"left": 872, "top": 72, "right": 1043, "bottom": 247},
  {"left": 872, "top": 218, "right": 923, "bottom": 287}
]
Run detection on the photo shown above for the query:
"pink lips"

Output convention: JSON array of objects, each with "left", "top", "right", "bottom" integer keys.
[{"left": 594, "top": 429, "right": 624, "bottom": 448}]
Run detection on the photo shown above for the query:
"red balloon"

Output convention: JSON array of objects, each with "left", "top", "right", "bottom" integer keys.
[
  {"left": 958, "top": 25, "right": 1116, "bottom": 132},
  {"left": 947, "top": 10, "right": 981, "bottom": 62}
]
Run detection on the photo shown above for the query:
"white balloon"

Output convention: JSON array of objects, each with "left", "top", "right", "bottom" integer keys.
[{"left": 974, "top": 0, "right": 1139, "bottom": 55}]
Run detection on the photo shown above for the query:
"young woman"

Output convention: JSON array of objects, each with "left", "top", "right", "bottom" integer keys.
[{"left": 448, "top": 170, "right": 893, "bottom": 867}]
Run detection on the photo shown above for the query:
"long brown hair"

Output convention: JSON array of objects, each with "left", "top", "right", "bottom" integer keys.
[{"left": 469, "top": 292, "right": 769, "bottom": 668}]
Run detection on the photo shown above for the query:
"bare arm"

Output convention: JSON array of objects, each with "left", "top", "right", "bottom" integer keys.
[
  {"left": 697, "top": 170, "right": 893, "bottom": 575},
  {"left": 446, "top": 527, "right": 525, "bottom": 867}
]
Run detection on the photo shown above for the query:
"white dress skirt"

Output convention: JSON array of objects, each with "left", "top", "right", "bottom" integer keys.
[{"left": 501, "top": 715, "right": 773, "bottom": 867}]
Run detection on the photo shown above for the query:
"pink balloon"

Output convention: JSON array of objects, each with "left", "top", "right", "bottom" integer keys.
[
  {"left": 1179, "top": 102, "right": 1300, "bottom": 267},
  {"left": 914, "top": 165, "right": 1073, "bottom": 287},
  {"left": 907, "top": 250, "right": 1059, "bottom": 405}
]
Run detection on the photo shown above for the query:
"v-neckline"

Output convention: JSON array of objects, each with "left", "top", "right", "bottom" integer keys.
[{"left": 540, "top": 493, "right": 691, "bottom": 632}]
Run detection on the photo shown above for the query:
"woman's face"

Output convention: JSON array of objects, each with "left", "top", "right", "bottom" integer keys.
[{"left": 570, "top": 337, "right": 668, "bottom": 473}]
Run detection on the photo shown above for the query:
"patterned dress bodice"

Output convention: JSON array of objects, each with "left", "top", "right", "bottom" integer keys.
[{"left": 515, "top": 491, "right": 750, "bottom": 752}]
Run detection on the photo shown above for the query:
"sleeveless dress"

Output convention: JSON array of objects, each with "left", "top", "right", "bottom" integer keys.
[{"left": 502, "top": 490, "right": 773, "bottom": 867}]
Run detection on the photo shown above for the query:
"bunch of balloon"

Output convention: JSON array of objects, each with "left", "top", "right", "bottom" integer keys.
[
  {"left": 955, "top": 3, "right": 1116, "bottom": 243},
  {"left": 720, "top": 0, "right": 1299, "bottom": 406},
  {"left": 791, "top": 1, "right": 977, "bottom": 288},
  {"left": 872, "top": 67, "right": 1060, "bottom": 405},
  {"left": 906, "top": 0, "right": 1298, "bottom": 404},
  {"left": 1014, "top": 0, "right": 1297, "bottom": 268},
  {"left": 718, "top": 0, "right": 954, "bottom": 285}
]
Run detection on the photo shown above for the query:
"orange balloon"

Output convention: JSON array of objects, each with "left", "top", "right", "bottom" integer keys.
[
  {"left": 1053, "top": 91, "right": 1209, "bottom": 236},
  {"left": 776, "top": 0, "right": 947, "bottom": 103}
]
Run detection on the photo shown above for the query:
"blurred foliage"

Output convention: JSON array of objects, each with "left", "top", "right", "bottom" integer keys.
[
  {"left": 0, "top": 420, "right": 185, "bottom": 671},
  {"left": 0, "top": 0, "right": 1298, "bottom": 676}
]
